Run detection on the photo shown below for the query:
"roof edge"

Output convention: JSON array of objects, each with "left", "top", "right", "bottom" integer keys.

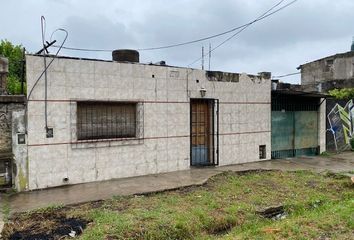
[{"left": 297, "top": 51, "right": 354, "bottom": 69}]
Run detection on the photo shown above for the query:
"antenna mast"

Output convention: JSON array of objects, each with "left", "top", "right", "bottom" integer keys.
[
  {"left": 201, "top": 46, "right": 204, "bottom": 70},
  {"left": 208, "top": 43, "right": 211, "bottom": 71}
]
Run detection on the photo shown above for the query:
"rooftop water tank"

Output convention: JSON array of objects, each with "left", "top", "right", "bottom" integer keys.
[{"left": 112, "top": 49, "right": 139, "bottom": 63}]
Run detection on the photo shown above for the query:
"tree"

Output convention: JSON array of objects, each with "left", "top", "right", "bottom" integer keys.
[
  {"left": 0, "top": 39, "right": 25, "bottom": 94},
  {"left": 329, "top": 88, "right": 354, "bottom": 100}
]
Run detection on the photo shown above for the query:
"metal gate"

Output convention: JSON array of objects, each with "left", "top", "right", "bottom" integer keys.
[
  {"left": 271, "top": 93, "right": 320, "bottom": 159},
  {"left": 190, "top": 99, "right": 219, "bottom": 166},
  {"left": 271, "top": 111, "right": 318, "bottom": 158}
]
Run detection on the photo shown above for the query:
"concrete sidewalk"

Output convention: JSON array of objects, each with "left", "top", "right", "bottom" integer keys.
[{"left": 2, "top": 152, "right": 354, "bottom": 215}]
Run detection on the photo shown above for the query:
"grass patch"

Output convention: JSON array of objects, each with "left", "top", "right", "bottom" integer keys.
[
  {"left": 2, "top": 170, "right": 354, "bottom": 239},
  {"left": 319, "top": 151, "right": 334, "bottom": 157}
]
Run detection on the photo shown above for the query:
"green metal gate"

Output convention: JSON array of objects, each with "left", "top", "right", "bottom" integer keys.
[
  {"left": 271, "top": 92, "right": 320, "bottom": 159},
  {"left": 271, "top": 111, "right": 318, "bottom": 158}
]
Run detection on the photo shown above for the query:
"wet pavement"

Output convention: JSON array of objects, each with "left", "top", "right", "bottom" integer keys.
[{"left": 1, "top": 152, "right": 353, "bottom": 216}]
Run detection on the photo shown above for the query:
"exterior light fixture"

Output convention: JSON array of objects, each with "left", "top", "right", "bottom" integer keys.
[{"left": 200, "top": 87, "right": 207, "bottom": 97}]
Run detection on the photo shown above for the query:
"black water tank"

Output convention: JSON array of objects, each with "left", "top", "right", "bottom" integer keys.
[{"left": 112, "top": 49, "right": 139, "bottom": 63}]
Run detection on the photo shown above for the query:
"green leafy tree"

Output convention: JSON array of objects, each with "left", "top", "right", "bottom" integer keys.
[
  {"left": 329, "top": 88, "right": 354, "bottom": 100},
  {"left": 0, "top": 39, "right": 25, "bottom": 94}
]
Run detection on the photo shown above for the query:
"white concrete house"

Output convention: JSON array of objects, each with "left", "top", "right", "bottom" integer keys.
[{"left": 12, "top": 51, "right": 272, "bottom": 191}]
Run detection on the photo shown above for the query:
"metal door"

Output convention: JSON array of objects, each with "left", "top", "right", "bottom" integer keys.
[
  {"left": 271, "top": 111, "right": 295, "bottom": 158},
  {"left": 271, "top": 111, "right": 319, "bottom": 158},
  {"left": 294, "top": 111, "right": 318, "bottom": 156},
  {"left": 190, "top": 99, "right": 218, "bottom": 166}
]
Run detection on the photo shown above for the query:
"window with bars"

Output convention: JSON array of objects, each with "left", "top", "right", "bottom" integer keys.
[{"left": 77, "top": 101, "right": 137, "bottom": 140}]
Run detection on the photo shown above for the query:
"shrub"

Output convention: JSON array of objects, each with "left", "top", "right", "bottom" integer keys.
[{"left": 329, "top": 88, "right": 354, "bottom": 100}]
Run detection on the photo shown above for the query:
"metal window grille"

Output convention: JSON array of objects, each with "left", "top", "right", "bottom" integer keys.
[
  {"left": 271, "top": 94, "right": 320, "bottom": 112},
  {"left": 77, "top": 101, "right": 137, "bottom": 140}
]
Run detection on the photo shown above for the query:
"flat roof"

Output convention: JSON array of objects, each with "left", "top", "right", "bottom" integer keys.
[
  {"left": 272, "top": 89, "right": 328, "bottom": 98},
  {"left": 297, "top": 51, "right": 354, "bottom": 69},
  {"left": 26, "top": 54, "right": 267, "bottom": 78}
]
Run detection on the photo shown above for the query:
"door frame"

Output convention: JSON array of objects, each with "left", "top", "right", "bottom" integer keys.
[{"left": 189, "top": 98, "right": 219, "bottom": 166}]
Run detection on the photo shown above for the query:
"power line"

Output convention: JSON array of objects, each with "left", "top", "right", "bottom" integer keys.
[
  {"left": 27, "top": 28, "right": 68, "bottom": 101},
  {"left": 272, "top": 72, "right": 301, "bottom": 78},
  {"left": 52, "top": 45, "right": 111, "bottom": 52},
  {"left": 52, "top": 0, "right": 294, "bottom": 53},
  {"left": 187, "top": 0, "right": 298, "bottom": 67},
  {"left": 139, "top": 0, "right": 284, "bottom": 51}
]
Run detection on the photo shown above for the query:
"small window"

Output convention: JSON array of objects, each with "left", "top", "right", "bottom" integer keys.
[
  {"left": 77, "top": 101, "right": 137, "bottom": 140},
  {"left": 259, "top": 145, "right": 266, "bottom": 159},
  {"left": 324, "top": 59, "right": 334, "bottom": 72},
  {"left": 326, "top": 59, "right": 334, "bottom": 65}
]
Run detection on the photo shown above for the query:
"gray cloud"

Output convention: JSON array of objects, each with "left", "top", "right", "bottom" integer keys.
[{"left": 1, "top": 0, "right": 353, "bottom": 83}]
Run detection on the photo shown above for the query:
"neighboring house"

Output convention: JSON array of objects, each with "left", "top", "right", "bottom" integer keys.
[
  {"left": 10, "top": 51, "right": 274, "bottom": 191},
  {"left": 0, "top": 57, "right": 26, "bottom": 190},
  {"left": 297, "top": 49, "right": 354, "bottom": 93},
  {"left": 296, "top": 40, "right": 354, "bottom": 152}
]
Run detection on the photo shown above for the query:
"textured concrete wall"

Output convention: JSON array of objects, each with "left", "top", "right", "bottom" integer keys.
[
  {"left": 0, "top": 96, "right": 25, "bottom": 188},
  {"left": 25, "top": 55, "right": 271, "bottom": 190},
  {"left": 0, "top": 57, "right": 9, "bottom": 94},
  {"left": 12, "top": 110, "right": 28, "bottom": 191},
  {"left": 301, "top": 55, "right": 354, "bottom": 86},
  {"left": 0, "top": 103, "right": 13, "bottom": 153},
  {"left": 0, "top": 97, "right": 25, "bottom": 154},
  {"left": 301, "top": 79, "right": 354, "bottom": 93},
  {"left": 318, "top": 98, "right": 326, "bottom": 153}
]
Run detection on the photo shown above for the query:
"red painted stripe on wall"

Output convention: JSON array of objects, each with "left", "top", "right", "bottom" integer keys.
[
  {"left": 219, "top": 130, "right": 270, "bottom": 136},
  {"left": 27, "top": 130, "right": 270, "bottom": 147},
  {"left": 219, "top": 102, "right": 270, "bottom": 105},
  {"left": 27, "top": 99, "right": 270, "bottom": 105}
]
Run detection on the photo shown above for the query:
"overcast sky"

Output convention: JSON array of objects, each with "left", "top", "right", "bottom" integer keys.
[{"left": 1, "top": 0, "right": 353, "bottom": 83}]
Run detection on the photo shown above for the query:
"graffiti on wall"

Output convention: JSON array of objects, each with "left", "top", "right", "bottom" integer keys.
[{"left": 327, "top": 99, "right": 354, "bottom": 151}]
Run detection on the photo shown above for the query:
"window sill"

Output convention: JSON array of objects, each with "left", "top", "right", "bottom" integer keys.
[{"left": 71, "top": 137, "right": 143, "bottom": 149}]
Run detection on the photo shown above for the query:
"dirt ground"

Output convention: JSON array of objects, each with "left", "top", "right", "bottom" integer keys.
[
  {"left": 2, "top": 170, "right": 353, "bottom": 239},
  {"left": 2, "top": 208, "right": 90, "bottom": 240}
]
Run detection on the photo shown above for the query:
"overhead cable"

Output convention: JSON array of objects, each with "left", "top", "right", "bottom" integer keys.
[
  {"left": 187, "top": 0, "right": 298, "bottom": 67},
  {"left": 51, "top": 0, "right": 296, "bottom": 53},
  {"left": 27, "top": 27, "right": 68, "bottom": 100},
  {"left": 272, "top": 72, "right": 301, "bottom": 78}
]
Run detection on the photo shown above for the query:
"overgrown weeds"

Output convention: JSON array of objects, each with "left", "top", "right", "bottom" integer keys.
[{"left": 3, "top": 170, "right": 353, "bottom": 239}]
